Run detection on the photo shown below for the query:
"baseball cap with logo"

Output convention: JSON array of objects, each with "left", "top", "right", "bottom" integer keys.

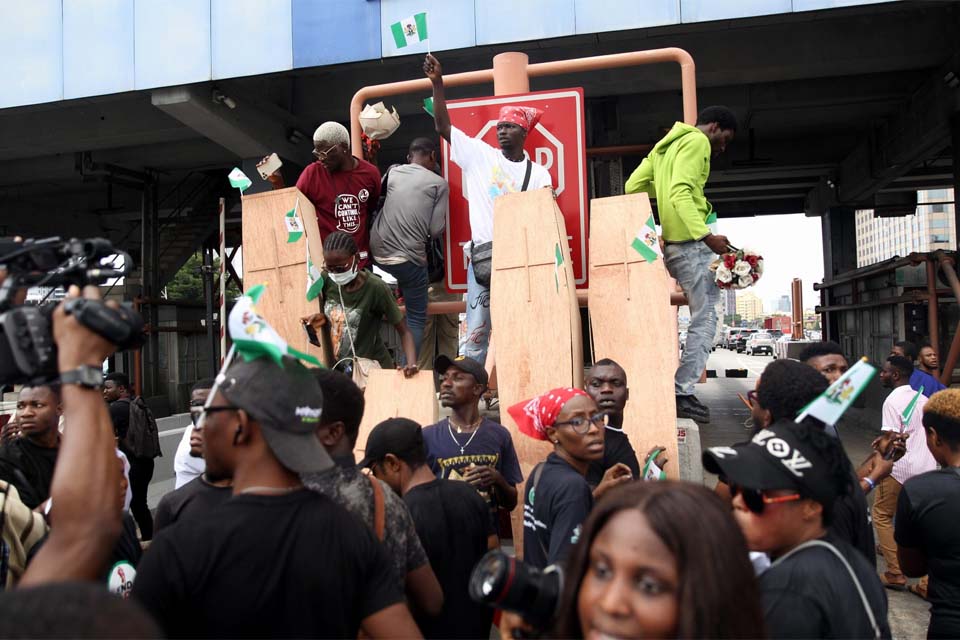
[
  {"left": 435, "top": 355, "right": 488, "bottom": 387},
  {"left": 219, "top": 356, "right": 333, "bottom": 474},
  {"left": 702, "top": 419, "right": 841, "bottom": 507},
  {"left": 358, "top": 418, "right": 425, "bottom": 469}
]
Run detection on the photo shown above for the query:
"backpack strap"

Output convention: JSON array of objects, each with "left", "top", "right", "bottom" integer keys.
[
  {"left": 367, "top": 474, "right": 386, "bottom": 542},
  {"left": 520, "top": 158, "right": 533, "bottom": 192}
]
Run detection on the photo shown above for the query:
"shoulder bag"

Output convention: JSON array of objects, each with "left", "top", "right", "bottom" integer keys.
[{"left": 470, "top": 158, "right": 532, "bottom": 288}]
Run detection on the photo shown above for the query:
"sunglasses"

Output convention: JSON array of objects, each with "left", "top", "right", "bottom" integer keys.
[
  {"left": 731, "top": 484, "right": 802, "bottom": 514},
  {"left": 189, "top": 405, "right": 239, "bottom": 428},
  {"left": 313, "top": 144, "right": 340, "bottom": 160},
  {"left": 553, "top": 412, "right": 608, "bottom": 435}
]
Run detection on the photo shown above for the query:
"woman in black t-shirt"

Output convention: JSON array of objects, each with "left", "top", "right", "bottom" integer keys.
[{"left": 555, "top": 482, "right": 765, "bottom": 639}]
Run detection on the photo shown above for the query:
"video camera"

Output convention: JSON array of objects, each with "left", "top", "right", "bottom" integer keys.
[
  {"left": 469, "top": 550, "right": 563, "bottom": 637},
  {"left": 0, "top": 237, "right": 144, "bottom": 385}
]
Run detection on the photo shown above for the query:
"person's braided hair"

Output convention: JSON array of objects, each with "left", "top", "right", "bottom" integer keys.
[{"left": 323, "top": 231, "right": 358, "bottom": 256}]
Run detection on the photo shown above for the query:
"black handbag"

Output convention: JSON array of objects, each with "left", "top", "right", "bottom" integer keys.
[{"left": 470, "top": 159, "right": 532, "bottom": 288}]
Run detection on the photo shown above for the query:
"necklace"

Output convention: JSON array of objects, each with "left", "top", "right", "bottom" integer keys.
[
  {"left": 448, "top": 419, "right": 481, "bottom": 455},
  {"left": 238, "top": 485, "right": 300, "bottom": 496},
  {"left": 449, "top": 415, "right": 482, "bottom": 434}
]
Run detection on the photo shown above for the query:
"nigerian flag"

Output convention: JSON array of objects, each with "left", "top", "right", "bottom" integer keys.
[
  {"left": 901, "top": 386, "right": 924, "bottom": 428},
  {"left": 285, "top": 199, "right": 304, "bottom": 243},
  {"left": 795, "top": 357, "right": 876, "bottom": 426},
  {"left": 306, "top": 242, "right": 324, "bottom": 302},
  {"left": 228, "top": 167, "right": 251, "bottom": 192},
  {"left": 391, "top": 12, "right": 428, "bottom": 49},
  {"left": 230, "top": 284, "right": 320, "bottom": 366},
  {"left": 630, "top": 214, "right": 662, "bottom": 263},
  {"left": 706, "top": 211, "right": 718, "bottom": 235},
  {"left": 554, "top": 243, "right": 564, "bottom": 292}
]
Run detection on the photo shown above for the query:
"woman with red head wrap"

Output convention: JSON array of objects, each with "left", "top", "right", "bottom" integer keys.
[{"left": 509, "top": 387, "right": 631, "bottom": 570}]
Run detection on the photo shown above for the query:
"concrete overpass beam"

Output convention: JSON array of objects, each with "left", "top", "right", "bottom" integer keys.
[{"left": 151, "top": 85, "right": 313, "bottom": 167}]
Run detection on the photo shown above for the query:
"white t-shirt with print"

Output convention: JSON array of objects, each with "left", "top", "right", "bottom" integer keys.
[{"left": 450, "top": 126, "right": 553, "bottom": 245}]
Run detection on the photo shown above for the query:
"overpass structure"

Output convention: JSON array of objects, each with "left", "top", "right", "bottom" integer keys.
[{"left": 1, "top": 0, "right": 957, "bottom": 407}]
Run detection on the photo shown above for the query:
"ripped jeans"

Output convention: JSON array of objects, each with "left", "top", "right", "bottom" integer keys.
[{"left": 463, "top": 261, "right": 491, "bottom": 366}]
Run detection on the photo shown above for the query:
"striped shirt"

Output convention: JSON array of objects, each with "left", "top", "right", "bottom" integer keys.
[
  {"left": 0, "top": 481, "right": 48, "bottom": 589},
  {"left": 881, "top": 385, "right": 937, "bottom": 485}
]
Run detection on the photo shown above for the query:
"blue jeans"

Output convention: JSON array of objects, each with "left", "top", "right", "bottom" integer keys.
[
  {"left": 464, "top": 261, "right": 490, "bottom": 365},
  {"left": 375, "top": 260, "right": 428, "bottom": 361},
  {"left": 663, "top": 242, "right": 720, "bottom": 396}
]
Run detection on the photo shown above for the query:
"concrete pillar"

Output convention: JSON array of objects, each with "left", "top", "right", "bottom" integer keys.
[{"left": 820, "top": 206, "right": 857, "bottom": 342}]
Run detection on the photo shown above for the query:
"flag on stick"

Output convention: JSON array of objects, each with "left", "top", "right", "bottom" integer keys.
[
  {"left": 554, "top": 243, "right": 564, "bottom": 292},
  {"left": 630, "top": 214, "right": 662, "bottom": 263},
  {"left": 794, "top": 357, "right": 876, "bottom": 426},
  {"left": 423, "top": 97, "right": 434, "bottom": 117},
  {"left": 391, "top": 12, "right": 428, "bottom": 49},
  {"left": 901, "top": 386, "right": 924, "bottom": 430},
  {"left": 306, "top": 242, "right": 324, "bottom": 302},
  {"left": 230, "top": 284, "right": 320, "bottom": 366},
  {"left": 228, "top": 167, "right": 251, "bottom": 192},
  {"left": 285, "top": 199, "right": 304, "bottom": 243}
]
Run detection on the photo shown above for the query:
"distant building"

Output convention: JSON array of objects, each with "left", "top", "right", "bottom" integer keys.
[
  {"left": 856, "top": 188, "right": 956, "bottom": 267},
  {"left": 777, "top": 295, "right": 791, "bottom": 313},
  {"left": 736, "top": 291, "right": 764, "bottom": 323},
  {"left": 722, "top": 289, "right": 737, "bottom": 317}
]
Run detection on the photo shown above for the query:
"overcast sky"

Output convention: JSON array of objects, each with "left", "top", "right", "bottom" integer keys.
[{"left": 718, "top": 213, "right": 825, "bottom": 312}]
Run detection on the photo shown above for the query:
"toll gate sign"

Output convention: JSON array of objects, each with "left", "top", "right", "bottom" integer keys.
[{"left": 441, "top": 88, "right": 588, "bottom": 290}]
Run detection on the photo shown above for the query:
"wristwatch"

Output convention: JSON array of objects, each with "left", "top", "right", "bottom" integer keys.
[{"left": 60, "top": 365, "right": 105, "bottom": 389}]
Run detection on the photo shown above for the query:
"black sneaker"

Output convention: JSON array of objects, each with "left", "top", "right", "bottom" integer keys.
[
  {"left": 676, "top": 395, "right": 710, "bottom": 424},
  {"left": 688, "top": 395, "right": 709, "bottom": 411}
]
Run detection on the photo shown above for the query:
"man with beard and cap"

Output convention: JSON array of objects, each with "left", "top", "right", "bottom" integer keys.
[
  {"left": 424, "top": 53, "right": 553, "bottom": 368},
  {"left": 133, "top": 357, "right": 418, "bottom": 639},
  {"left": 625, "top": 106, "right": 739, "bottom": 425}
]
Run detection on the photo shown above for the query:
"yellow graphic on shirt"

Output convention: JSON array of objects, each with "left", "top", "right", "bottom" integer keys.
[
  {"left": 438, "top": 453, "right": 501, "bottom": 507},
  {"left": 487, "top": 165, "right": 522, "bottom": 199}
]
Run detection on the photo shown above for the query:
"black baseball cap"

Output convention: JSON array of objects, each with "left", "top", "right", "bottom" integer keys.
[
  {"left": 358, "top": 418, "right": 425, "bottom": 468},
  {"left": 219, "top": 356, "right": 333, "bottom": 474},
  {"left": 435, "top": 354, "right": 488, "bottom": 386},
  {"left": 702, "top": 419, "right": 841, "bottom": 507}
]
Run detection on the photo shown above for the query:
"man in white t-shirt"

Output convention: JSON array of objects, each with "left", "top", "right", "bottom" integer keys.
[
  {"left": 172, "top": 379, "right": 213, "bottom": 488},
  {"left": 424, "top": 53, "right": 553, "bottom": 367}
]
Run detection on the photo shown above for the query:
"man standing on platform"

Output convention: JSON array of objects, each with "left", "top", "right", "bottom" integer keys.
[
  {"left": 424, "top": 54, "right": 553, "bottom": 367},
  {"left": 371, "top": 137, "right": 450, "bottom": 358},
  {"left": 290, "top": 121, "right": 381, "bottom": 268},
  {"left": 625, "top": 106, "right": 739, "bottom": 425}
]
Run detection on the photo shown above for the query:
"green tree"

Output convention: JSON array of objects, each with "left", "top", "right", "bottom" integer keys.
[{"left": 165, "top": 252, "right": 241, "bottom": 302}]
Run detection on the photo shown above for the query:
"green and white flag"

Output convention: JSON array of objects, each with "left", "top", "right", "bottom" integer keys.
[
  {"left": 795, "top": 357, "right": 876, "bottom": 426},
  {"left": 230, "top": 284, "right": 320, "bottom": 366},
  {"left": 306, "top": 242, "right": 324, "bottom": 302},
  {"left": 706, "top": 211, "right": 718, "bottom": 235},
  {"left": 554, "top": 243, "right": 564, "bottom": 292},
  {"left": 901, "top": 386, "right": 924, "bottom": 429},
  {"left": 423, "top": 96, "right": 434, "bottom": 117},
  {"left": 285, "top": 199, "right": 304, "bottom": 243},
  {"left": 390, "top": 12, "right": 428, "bottom": 49},
  {"left": 228, "top": 167, "right": 251, "bottom": 192},
  {"left": 630, "top": 214, "right": 662, "bottom": 263}
]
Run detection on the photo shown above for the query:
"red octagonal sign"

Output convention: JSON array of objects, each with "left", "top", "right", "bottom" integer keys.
[{"left": 442, "top": 88, "right": 588, "bottom": 290}]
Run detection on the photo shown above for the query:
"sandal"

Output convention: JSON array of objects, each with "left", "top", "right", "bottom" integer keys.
[
  {"left": 880, "top": 572, "right": 907, "bottom": 591},
  {"left": 908, "top": 583, "right": 928, "bottom": 599}
]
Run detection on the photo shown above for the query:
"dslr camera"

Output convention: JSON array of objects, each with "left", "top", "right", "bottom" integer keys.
[
  {"left": 469, "top": 550, "right": 563, "bottom": 637},
  {"left": 0, "top": 236, "right": 144, "bottom": 385}
]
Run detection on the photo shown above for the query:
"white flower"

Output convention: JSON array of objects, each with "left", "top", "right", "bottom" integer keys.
[
  {"left": 755, "top": 259, "right": 764, "bottom": 276},
  {"left": 715, "top": 264, "right": 733, "bottom": 283},
  {"left": 732, "top": 261, "right": 752, "bottom": 276},
  {"left": 738, "top": 275, "right": 755, "bottom": 288}
]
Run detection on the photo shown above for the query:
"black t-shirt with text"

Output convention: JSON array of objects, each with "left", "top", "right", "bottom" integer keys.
[
  {"left": 133, "top": 489, "right": 403, "bottom": 638},
  {"left": 896, "top": 468, "right": 960, "bottom": 638},
  {"left": 153, "top": 475, "right": 232, "bottom": 534},
  {"left": 759, "top": 533, "right": 891, "bottom": 639},
  {"left": 522, "top": 453, "right": 593, "bottom": 570},
  {"left": 404, "top": 479, "right": 494, "bottom": 639},
  {"left": 586, "top": 428, "right": 640, "bottom": 487}
]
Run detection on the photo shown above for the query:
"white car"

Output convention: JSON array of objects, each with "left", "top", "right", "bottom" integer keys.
[{"left": 745, "top": 331, "right": 775, "bottom": 356}]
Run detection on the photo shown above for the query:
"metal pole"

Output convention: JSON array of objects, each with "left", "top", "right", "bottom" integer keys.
[
  {"left": 218, "top": 197, "right": 226, "bottom": 365},
  {"left": 202, "top": 246, "right": 217, "bottom": 376},
  {"left": 925, "top": 256, "right": 940, "bottom": 365},
  {"left": 791, "top": 278, "right": 803, "bottom": 338}
]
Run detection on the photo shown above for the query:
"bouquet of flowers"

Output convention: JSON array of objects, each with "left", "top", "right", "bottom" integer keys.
[{"left": 710, "top": 247, "right": 763, "bottom": 290}]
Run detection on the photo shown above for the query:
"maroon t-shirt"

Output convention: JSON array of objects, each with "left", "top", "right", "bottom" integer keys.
[{"left": 296, "top": 157, "right": 381, "bottom": 264}]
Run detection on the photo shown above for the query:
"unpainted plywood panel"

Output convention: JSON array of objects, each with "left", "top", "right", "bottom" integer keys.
[{"left": 355, "top": 369, "right": 439, "bottom": 459}]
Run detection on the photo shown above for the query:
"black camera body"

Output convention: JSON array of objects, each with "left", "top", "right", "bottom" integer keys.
[
  {"left": 0, "top": 237, "right": 144, "bottom": 385},
  {"left": 469, "top": 550, "right": 563, "bottom": 636}
]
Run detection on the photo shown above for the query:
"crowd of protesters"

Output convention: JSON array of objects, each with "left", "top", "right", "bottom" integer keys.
[{"left": 0, "top": 51, "right": 958, "bottom": 640}]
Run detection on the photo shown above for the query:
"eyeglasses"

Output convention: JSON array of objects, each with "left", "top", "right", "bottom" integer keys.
[
  {"left": 731, "top": 484, "right": 802, "bottom": 514},
  {"left": 313, "top": 144, "right": 340, "bottom": 160},
  {"left": 326, "top": 258, "right": 356, "bottom": 274},
  {"left": 191, "top": 405, "right": 239, "bottom": 428},
  {"left": 553, "top": 412, "right": 607, "bottom": 435}
]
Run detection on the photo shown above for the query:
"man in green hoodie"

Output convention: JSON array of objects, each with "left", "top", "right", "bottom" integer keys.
[{"left": 625, "top": 106, "right": 738, "bottom": 424}]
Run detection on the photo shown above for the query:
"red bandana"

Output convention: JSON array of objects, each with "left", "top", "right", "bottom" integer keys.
[
  {"left": 498, "top": 106, "right": 543, "bottom": 132},
  {"left": 508, "top": 387, "right": 590, "bottom": 441}
]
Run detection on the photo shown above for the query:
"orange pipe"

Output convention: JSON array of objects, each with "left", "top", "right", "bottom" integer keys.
[
  {"left": 587, "top": 144, "right": 655, "bottom": 157},
  {"left": 493, "top": 52, "right": 530, "bottom": 95},
  {"left": 350, "top": 47, "right": 697, "bottom": 155}
]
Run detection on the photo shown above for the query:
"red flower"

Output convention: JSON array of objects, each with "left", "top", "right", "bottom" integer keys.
[
  {"left": 723, "top": 254, "right": 736, "bottom": 269},
  {"left": 752, "top": 273, "right": 760, "bottom": 282},
  {"left": 745, "top": 255, "right": 759, "bottom": 267}
]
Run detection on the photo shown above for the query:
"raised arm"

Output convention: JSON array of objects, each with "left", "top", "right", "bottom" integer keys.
[{"left": 424, "top": 54, "right": 450, "bottom": 143}]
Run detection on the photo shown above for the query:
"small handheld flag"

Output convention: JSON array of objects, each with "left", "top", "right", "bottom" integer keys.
[
  {"left": 630, "top": 214, "right": 662, "bottom": 263},
  {"left": 230, "top": 284, "right": 320, "bottom": 366},
  {"left": 306, "top": 242, "right": 324, "bottom": 302},
  {"left": 391, "top": 12, "right": 428, "bottom": 49},
  {"left": 794, "top": 357, "right": 876, "bottom": 427},
  {"left": 423, "top": 97, "right": 435, "bottom": 117},
  {"left": 900, "top": 386, "right": 924, "bottom": 431},
  {"left": 285, "top": 199, "right": 304, "bottom": 243},
  {"left": 554, "top": 243, "right": 564, "bottom": 292},
  {"left": 228, "top": 167, "right": 252, "bottom": 192},
  {"left": 706, "top": 211, "right": 718, "bottom": 235}
]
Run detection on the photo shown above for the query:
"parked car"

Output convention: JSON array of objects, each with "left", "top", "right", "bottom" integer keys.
[
  {"left": 735, "top": 329, "right": 758, "bottom": 353},
  {"left": 745, "top": 331, "right": 775, "bottom": 356},
  {"left": 723, "top": 328, "right": 743, "bottom": 349}
]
